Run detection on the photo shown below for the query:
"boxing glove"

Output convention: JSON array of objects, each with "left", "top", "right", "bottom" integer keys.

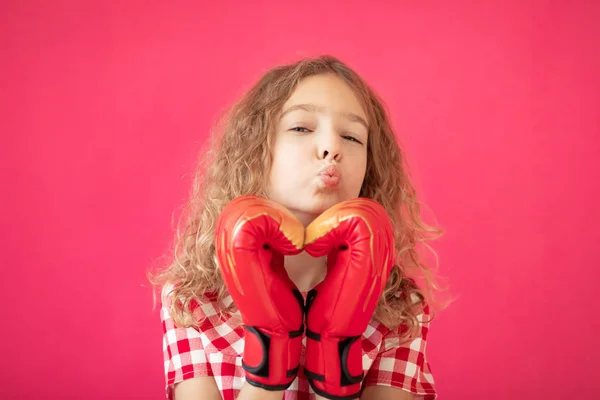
[
  {"left": 214, "top": 195, "right": 306, "bottom": 390},
  {"left": 303, "top": 198, "right": 396, "bottom": 400}
]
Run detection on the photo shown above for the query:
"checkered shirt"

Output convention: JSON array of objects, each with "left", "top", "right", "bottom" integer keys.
[{"left": 161, "top": 285, "right": 437, "bottom": 399}]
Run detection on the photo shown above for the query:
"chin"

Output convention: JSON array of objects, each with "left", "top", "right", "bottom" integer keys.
[
  {"left": 302, "top": 192, "right": 349, "bottom": 214},
  {"left": 271, "top": 186, "right": 356, "bottom": 216}
]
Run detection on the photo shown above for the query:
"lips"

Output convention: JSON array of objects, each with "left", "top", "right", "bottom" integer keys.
[
  {"left": 318, "top": 165, "right": 341, "bottom": 187},
  {"left": 320, "top": 165, "right": 341, "bottom": 178}
]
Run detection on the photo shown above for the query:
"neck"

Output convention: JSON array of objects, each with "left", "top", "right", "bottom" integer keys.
[{"left": 285, "top": 251, "right": 327, "bottom": 293}]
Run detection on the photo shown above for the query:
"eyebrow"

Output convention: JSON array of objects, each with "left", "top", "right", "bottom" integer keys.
[{"left": 280, "top": 103, "right": 369, "bottom": 131}]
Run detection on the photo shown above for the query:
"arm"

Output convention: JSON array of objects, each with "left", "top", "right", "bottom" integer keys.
[
  {"left": 236, "top": 383, "right": 284, "bottom": 400},
  {"left": 174, "top": 379, "right": 284, "bottom": 400},
  {"left": 173, "top": 377, "right": 222, "bottom": 400},
  {"left": 361, "top": 386, "right": 415, "bottom": 400},
  {"left": 316, "top": 388, "right": 415, "bottom": 400},
  {"left": 315, "top": 387, "right": 414, "bottom": 400}
]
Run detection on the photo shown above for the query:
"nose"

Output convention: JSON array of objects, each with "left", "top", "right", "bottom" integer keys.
[{"left": 316, "top": 126, "right": 342, "bottom": 161}]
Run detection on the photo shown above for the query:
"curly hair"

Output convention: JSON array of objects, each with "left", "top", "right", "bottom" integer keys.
[{"left": 149, "top": 55, "right": 449, "bottom": 341}]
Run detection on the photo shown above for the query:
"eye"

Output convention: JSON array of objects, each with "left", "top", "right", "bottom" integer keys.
[
  {"left": 343, "top": 135, "right": 363, "bottom": 145},
  {"left": 290, "top": 126, "right": 311, "bottom": 133}
]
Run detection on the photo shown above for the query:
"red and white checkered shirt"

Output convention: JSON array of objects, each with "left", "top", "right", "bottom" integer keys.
[{"left": 161, "top": 285, "right": 437, "bottom": 399}]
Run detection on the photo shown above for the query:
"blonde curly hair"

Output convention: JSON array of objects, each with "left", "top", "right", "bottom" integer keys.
[{"left": 150, "top": 55, "right": 449, "bottom": 341}]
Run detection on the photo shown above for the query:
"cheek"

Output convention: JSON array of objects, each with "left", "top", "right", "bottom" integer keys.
[
  {"left": 351, "top": 148, "right": 368, "bottom": 174},
  {"left": 270, "top": 145, "right": 304, "bottom": 182},
  {"left": 274, "top": 142, "right": 307, "bottom": 167},
  {"left": 348, "top": 153, "right": 368, "bottom": 190}
]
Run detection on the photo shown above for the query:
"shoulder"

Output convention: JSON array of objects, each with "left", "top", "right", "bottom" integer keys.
[
  {"left": 161, "top": 283, "right": 235, "bottom": 325},
  {"left": 366, "top": 292, "right": 431, "bottom": 343},
  {"left": 162, "top": 284, "right": 245, "bottom": 356}
]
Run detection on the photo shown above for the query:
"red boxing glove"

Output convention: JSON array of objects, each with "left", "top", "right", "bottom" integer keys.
[
  {"left": 303, "top": 198, "right": 396, "bottom": 400},
  {"left": 214, "top": 195, "right": 306, "bottom": 390}
]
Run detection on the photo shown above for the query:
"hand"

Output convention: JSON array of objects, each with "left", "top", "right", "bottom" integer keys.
[
  {"left": 303, "top": 198, "right": 396, "bottom": 400},
  {"left": 214, "top": 195, "right": 306, "bottom": 391}
]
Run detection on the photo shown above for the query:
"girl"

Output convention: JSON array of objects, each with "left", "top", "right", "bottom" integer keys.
[{"left": 152, "top": 55, "right": 445, "bottom": 400}]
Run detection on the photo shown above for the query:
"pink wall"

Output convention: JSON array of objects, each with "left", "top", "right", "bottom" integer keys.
[{"left": 1, "top": 2, "right": 598, "bottom": 399}]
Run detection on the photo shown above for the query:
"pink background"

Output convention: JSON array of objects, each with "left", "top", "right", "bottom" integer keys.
[{"left": 1, "top": 1, "right": 598, "bottom": 399}]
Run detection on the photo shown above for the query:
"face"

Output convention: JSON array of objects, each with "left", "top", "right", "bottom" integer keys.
[{"left": 267, "top": 73, "right": 369, "bottom": 224}]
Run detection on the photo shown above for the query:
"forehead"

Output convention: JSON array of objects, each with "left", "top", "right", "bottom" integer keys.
[{"left": 282, "top": 74, "right": 368, "bottom": 121}]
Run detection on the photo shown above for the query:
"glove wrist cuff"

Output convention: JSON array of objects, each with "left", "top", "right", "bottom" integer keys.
[
  {"left": 242, "top": 325, "right": 303, "bottom": 391},
  {"left": 304, "top": 332, "right": 364, "bottom": 400}
]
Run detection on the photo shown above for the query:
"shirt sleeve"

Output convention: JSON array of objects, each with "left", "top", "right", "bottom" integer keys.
[
  {"left": 160, "top": 286, "right": 213, "bottom": 399},
  {"left": 363, "top": 304, "right": 437, "bottom": 399}
]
